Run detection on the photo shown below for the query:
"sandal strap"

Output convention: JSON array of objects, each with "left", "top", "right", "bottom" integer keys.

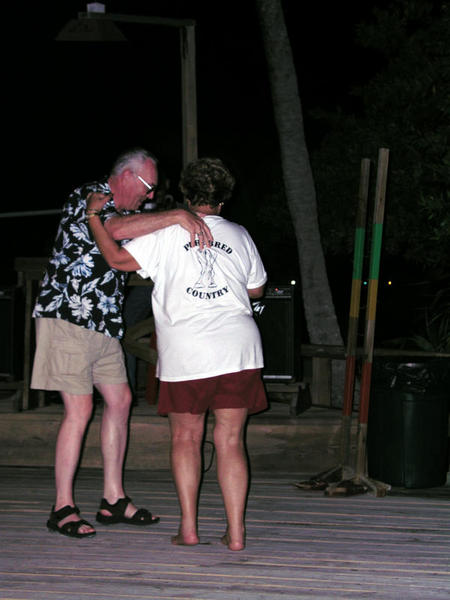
[
  {"left": 60, "top": 518, "right": 93, "bottom": 535},
  {"left": 51, "top": 505, "right": 80, "bottom": 521},
  {"left": 99, "top": 496, "right": 131, "bottom": 516},
  {"left": 132, "top": 508, "right": 151, "bottom": 521}
]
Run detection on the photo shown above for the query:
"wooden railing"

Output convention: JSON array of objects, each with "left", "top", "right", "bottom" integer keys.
[
  {"left": 300, "top": 343, "right": 450, "bottom": 407},
  {"left": 6, "top": 257, "right": 450, "bottom": 411},
  {"left": 8, "top": 258, "right": 155, "bottom": 410}
]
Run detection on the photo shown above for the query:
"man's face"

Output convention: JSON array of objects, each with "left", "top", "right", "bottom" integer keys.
[{"left": 118, "top": 159, "right": 158, "bottom": 211}]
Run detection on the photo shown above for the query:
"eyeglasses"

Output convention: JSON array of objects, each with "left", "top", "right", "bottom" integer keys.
[{"left": 136, "top": 174, "right": 157, "bottom": 194}]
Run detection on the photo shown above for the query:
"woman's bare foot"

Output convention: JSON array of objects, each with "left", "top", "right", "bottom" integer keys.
[
  {"left": 220, "top": 529, "right": 245, "bottom": 551},
  {"left": 171, "top": 530, "right": 199, "bottom": 546}
]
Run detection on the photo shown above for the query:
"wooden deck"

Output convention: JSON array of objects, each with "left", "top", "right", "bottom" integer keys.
[{"left": 1, "top": 466, "right": 449, "bottom": 599}]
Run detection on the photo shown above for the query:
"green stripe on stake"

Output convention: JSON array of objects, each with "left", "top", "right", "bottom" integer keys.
[{"left": 369, "top": 223, "right": 384, "bottom": 280}]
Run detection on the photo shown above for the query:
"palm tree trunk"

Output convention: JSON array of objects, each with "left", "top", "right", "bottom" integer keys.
[{"left": 256, "top": 0, "right": 345, "bottom": 404}]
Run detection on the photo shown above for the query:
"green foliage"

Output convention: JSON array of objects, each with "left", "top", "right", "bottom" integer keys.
[{"left": 311, "top": 0, "right": 450, "bottom": 273}]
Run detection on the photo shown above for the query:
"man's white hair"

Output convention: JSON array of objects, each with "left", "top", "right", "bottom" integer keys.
[{"left": 110, "top": 147, "right": 158, "bottom": 176}]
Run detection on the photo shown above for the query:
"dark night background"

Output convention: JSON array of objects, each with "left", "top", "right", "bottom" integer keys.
[{"left": 2, "top": 0, "right": 444, "bottom": 346}]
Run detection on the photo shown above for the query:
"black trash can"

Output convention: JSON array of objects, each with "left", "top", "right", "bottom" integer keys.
[{"left": 368, "top": 359, "right": 449, "bottom": 488}]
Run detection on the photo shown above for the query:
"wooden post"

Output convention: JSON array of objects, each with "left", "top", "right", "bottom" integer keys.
[
  {"left": 295, "top": 160, "right": 372, "bottom": 491},
  {"left": 311, "top": 357, "right": 331, "bottom": 406},
  {"left": 355, "top": 148, "right": 390, "bottom": 482},
  {"left": 61, "top": 12, "right": 199, "bottom": 167},
  {"left": 22, "top": 279, "right": 33, "bottom": 411},
  {"left": 14, "top": 258, "right": 48, "bottom": 410},
  {"left": 180, "top": 24, "right": 198, "bottom": 166},
  {"left": 321, "top": 150, "right": 392, "bottom": 497},
  {"left": 340, "top": 158, "right": 370, "bottom": 465}
]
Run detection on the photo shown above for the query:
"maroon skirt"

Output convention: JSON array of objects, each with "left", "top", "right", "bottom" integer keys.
[{"left": 158, "top": 368, "right": 268, "bottom": 416}]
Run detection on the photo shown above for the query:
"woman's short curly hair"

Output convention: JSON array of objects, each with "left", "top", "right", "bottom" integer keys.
[{"left": 179, "top": 157, "right": 235, "bottom": 207}]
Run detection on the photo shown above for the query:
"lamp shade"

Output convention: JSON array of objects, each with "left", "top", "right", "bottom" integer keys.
[{"left": 56, "top": 17, "right": 127, "bottom": 41}]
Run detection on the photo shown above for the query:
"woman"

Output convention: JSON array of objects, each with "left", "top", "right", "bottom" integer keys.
[{"left": 87, "top": 158, "right": 268, "bottom": 550}]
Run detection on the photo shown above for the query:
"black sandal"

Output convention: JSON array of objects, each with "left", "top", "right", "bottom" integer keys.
[
  {"left": 96, "top": 496, "right": 159, "bottom": 526},
  {"left": 47, "top": 505, "right": 96, "bottom": 538}
]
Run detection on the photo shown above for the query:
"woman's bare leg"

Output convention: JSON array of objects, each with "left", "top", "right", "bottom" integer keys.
[
  {"left": 213, "top": 408, "right": 248, "bottom": 551},
  {"left": 168, "top": 412, "right": 206, "bottom": 545}
]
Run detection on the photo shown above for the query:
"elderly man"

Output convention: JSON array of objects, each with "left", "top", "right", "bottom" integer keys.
[
  {"left": 87, "top": 157, "right": 268, "bottom": 551},
  {"left": 32, "top": 147, "right": 211, "bottom": 538}
]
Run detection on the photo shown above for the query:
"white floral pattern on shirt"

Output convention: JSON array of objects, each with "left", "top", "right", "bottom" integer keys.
[{"left": 33, "top": 180, "right": 135, "bottom": 339}]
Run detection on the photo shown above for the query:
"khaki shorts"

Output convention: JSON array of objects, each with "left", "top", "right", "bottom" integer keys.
[{"left": 31, "top": 318, "right": 127, "bottom": 395}]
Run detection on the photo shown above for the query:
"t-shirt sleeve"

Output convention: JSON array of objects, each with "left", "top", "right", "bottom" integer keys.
[
  {"left": 124, "top": 232, "right": 160, "bottom": 280},
  {"left": 242, "top": 228, "right": 267, "bottom": 289}
]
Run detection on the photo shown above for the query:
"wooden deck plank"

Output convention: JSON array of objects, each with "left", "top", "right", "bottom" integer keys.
[{"left": 0, "top": 467, "right": 449, "bottom": 600}]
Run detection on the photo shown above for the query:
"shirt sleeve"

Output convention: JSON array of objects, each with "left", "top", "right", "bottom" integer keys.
[
  {"left": 242, "top": 227, "right": 267, "bottom": 289},
  {"left": 124, "top": 232, "right": 160, "bottom": 280}
]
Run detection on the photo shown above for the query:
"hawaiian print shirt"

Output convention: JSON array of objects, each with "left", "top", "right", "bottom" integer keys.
[{"left": 33, "top": 180, "right": 136, "bottom": 339}]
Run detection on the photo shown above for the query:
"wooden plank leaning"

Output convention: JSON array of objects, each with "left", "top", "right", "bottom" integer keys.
[{"left": 326, "top": 148, "right": 391, "bottom": 497}]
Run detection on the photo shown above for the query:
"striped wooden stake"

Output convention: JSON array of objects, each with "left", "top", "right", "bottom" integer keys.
[
  {"left": 340, "top": 158, "right": 371, "bottom": 467},
  {"left": 355, "top": 148, "right": 390, "bottom": 489},
  {"left": 298, "top": 151, "right": 390, "bottom": 496}
]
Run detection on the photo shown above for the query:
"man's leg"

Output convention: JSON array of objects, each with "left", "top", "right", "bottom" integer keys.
[
  {"left": 168, "top": 412, "right": 206, "bottom": 545},
  {"left": 213, "top": 408, "right": 248, "bottom": 551},
  {"left": 54, "top": 392, "right": 95, "bottom": 534},
  {"left": 95, "top": 382, "right": 141, "bottom": 517}
]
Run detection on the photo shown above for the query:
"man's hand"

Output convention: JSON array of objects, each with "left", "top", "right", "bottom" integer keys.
[
  {"left": 87, "top": 192, "right": 111, "bottom": 213},
  {"left": 175, "top": 209, "right": 213, "bottom": 249}
]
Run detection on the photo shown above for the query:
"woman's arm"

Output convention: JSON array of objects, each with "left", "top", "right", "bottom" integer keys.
[
  {"left": 87, "top": 193, "right": 140, "bottom": 271},
  {"left": 248, "top": 285, "right": 265, "bottom": 299},
  {"left": 105, "top": 209, "right": 212, "bottom": 249}
]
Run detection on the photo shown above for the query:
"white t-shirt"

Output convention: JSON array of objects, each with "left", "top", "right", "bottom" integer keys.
[{"left": 124, "top": 215, "right": 267, "bottom": 381}]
